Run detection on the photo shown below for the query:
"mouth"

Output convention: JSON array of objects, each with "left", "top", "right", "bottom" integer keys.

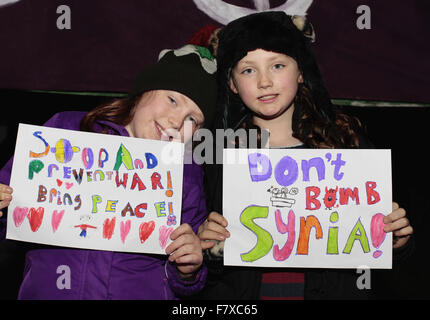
[
  {"left": 258, "top": 94, "right": 279, "bottom": 103},
  {"left": 155, "top": 122, "right": 168, "bottom": 140},
  {"left": 155, "top": 122, "right": 180, "bottom": 142}
]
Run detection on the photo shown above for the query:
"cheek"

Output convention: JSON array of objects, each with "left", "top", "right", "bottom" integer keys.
[
  {"left": 235, "top": 82, "right": 255, "bottom": 102},
  {"left": 280, "top": 75, "right": 300, "bottom": 95}
]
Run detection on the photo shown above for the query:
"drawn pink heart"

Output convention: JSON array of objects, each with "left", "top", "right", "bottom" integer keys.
[
  {"left": 65, "top": 182, "right": 74, "bottom": 190},
  {"left": 159, "top": 225, "right": 174, "bottom": 249},
  {"left": 51, "top": 210, "right": 65, "bottom": 233},
  {"left": 12, "top": 207, "right": 28, "bottom": 227},
  {"left": 120, "top": 220, "right": 131, "bottom": 244}
]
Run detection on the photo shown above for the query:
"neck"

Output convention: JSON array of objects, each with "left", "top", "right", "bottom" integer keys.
[{"left": 252, "top": 105, "right": 302, "bottom": 148}]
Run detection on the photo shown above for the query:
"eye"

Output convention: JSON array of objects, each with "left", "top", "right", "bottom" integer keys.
[
  {"left": 186, "top": 115, "right": 203, "bottom": 128},
  {"left": 241, "top": 68, "right": 254, "bottom": 75},
  {"left": 187, "top": 116, "right": 196, "bottom": 123},
  {"left": 168, "top": 96, "right": 177, "bottom": 105},
  {"left": 273, "top": 63, "right": 285, "bottom": 70},
  {"left": 187, "top": 116, "right": 200, "bottom": 126}
]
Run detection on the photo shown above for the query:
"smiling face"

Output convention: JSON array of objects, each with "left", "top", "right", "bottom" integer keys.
[
  {"left": 229, "top": 49, "right": 303, "bottom": 121},
  {"left": 125, "top": 90, "right": 204, "bottom": 143}
]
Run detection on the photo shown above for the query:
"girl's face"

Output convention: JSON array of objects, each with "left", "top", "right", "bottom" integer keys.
[
  {"left": 125, "top": 90, "right": 204, "bottom": 143},
  {"left": 230, "top": 49, "right": 303, "bottom": 120}
]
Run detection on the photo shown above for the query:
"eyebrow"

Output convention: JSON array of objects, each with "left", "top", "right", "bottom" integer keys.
[
  {"left": 170, "top": 91, "right": 186, "bottom": 104},
  {"left": 238, "top": 54, "right": 289, "bottom": 66}
]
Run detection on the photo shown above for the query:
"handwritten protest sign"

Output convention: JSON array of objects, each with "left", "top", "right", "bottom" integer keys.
[
  {"left": 7, "top": 124, "right": 184, "bottom": 255},
  {"left": 223, "top": 148, "right": 392, "bottom": 269}
]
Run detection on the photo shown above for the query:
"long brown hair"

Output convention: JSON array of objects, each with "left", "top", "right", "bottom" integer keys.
[
  {"left": 79, "top": 95, "right": 141, "bottom": 134},
  {"left": 236, "top": 84, "right": 362, "bottom": 149},
  {"left": 291, "top": 84, "right": 361, "bottom": 148}
]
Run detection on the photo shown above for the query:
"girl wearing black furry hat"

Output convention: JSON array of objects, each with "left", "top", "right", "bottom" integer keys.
[{"left": 196, "top": 11, "right": 413, "bottom": 300}]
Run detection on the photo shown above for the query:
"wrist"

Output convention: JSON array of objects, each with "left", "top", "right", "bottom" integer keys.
[{"left": 177, "top": 266, "right": 201, "bottom": 281}]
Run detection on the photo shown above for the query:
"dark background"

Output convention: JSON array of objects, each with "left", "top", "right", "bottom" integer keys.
[
  {"left": 1, "top": 0, "right": 429, "bottom": 299},
  {"left": 0, "top": 0, "right": 429, "bottom": 102}
]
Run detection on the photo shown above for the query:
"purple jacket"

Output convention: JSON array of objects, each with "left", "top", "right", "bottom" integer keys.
[{"left": 0, "top": 111, "right": 207, "bottom": 299}]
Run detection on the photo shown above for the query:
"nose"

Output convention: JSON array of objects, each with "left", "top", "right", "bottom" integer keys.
[
  {"left": 166, "top": 111, "right": 186, "bottom": 142},
  {"left": 168, "top": 114, "right": 183, "bottom": 130},
  {"left": 167, "top": 105, "right": 186, "bottom": 130},
  {"left": 258, "top": 71, "right": 273, "bottom": 89}
]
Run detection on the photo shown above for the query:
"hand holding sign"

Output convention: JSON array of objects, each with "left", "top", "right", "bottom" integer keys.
[
  {"left": 0, "top": 184, "right": 13, "bottom": 215},
  {"left": 166, "top": 223, "right": 203, "bottom": 277},
  {"left": 383, "top": 202, "right": 413, "bottom": 248}
]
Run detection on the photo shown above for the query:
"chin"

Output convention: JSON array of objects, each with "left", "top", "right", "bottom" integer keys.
[{"left": 258, "top": 111, "right": 283, "bottom": 120}]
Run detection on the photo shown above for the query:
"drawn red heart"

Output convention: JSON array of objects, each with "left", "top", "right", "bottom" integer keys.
[
  {"left": 12, "top": 206, "right": 28, "bottom": 227},
  {"left": 103, "top": 217, "right": 116, "bottom": 240},
  {"left": 139, "top": 221, "right": 155, "bottom": 244},
  {"left": 56, "top": 179, "right": 63, "bottom": 187},
  {"left": 27, "top": 207, "right": 44, "bottom": 232}
]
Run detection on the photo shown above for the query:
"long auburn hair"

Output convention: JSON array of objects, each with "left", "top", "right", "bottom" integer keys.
[{"left": 80, "top": 95, "right": 141, "bottom": 134}]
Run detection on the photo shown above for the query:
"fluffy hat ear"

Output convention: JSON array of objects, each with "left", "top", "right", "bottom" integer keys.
[{"left": 291, "top": 15, "right": 315, "bottom": 43}]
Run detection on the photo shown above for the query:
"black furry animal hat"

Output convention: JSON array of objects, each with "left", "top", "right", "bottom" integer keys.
[{"left": 216, "top": 11, "right": 334, "bottom": 130}]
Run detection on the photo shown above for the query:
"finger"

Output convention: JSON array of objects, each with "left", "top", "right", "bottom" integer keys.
[
  {"left": 393, "top": 235, "right": 411, "bottom": 248},
  {"left": 166, "top": 233, "right": 195, "bottom": 255},
  {"left": 392, "top": 202, "right": 399, "bottom": 211},
  {"left": 0, "top": 192, "right": 12, "bottom": 201},
  {"left": 202, "top": 220, "right": 230, "bottom": 238},
  {"left": 383, "top": 207, "right": 406, "bottom": 224},
  {"left": 0, "top": 184, "right": 13, "bottom": 194},
  {"left": 393, "top": 225, "right": 414, "bottom": 237},
  {"left": 0, "top": 199, "right": 11, "bottom": 210},
  {"left": 384, "top": 217, "right": 410, "bottom": 233},
  {"left": 207, "top": 211, "right": 228, "bottom": 227},
  {"left": 169, "top": 243, "right": 201, "bottom": 263},
  {"left": 201, "top": 240, "right": 216, "bottom": 250},
  {"left": 199, "top": 229, "right": 227, "bottom": 242},
  {"left": 170, "top": 223, "right": 193, "bottom": 241}
]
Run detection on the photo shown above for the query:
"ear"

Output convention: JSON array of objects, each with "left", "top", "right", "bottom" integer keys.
[
  {"left": 298, "top": 73, "right": 304, "bottom": 84},
  {"left": 229, "top": 77, "right": 239, "bottom": 94}
]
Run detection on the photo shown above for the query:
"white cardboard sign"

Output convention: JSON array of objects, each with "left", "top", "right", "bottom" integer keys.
[
  {"left": 7, "top": 124, "right": 184, "bottom": 255},
  {"left": 223, "top": 148, "right": 392, "bottom": 269}
]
